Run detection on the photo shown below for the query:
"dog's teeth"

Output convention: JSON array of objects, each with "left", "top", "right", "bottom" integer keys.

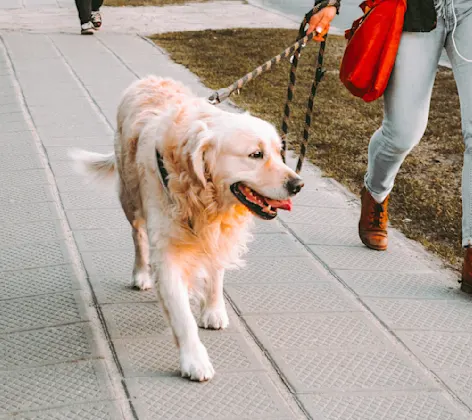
[{"left": 268, "top": 205, "right": 272, "bottom": 211}]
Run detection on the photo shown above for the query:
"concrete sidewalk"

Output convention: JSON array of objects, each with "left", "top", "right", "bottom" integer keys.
[{"left": 0, "top": 1, "right": 471, "bottom": 419}]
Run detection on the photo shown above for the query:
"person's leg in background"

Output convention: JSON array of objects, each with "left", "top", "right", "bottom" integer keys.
[
  {"left": 359, "top": 20, "right": 446, "bottom": 251},
  {"left": 75, "top": 0, "right": 94, "bottom": 35},
  {"left": 444, "top": 2, "right": 472, "bottom": 292},
  {"left": 91, "top": 0, "right": 104, "bottom": 29}
]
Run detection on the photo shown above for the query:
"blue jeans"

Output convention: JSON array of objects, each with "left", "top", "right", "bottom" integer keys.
[{"left": 364, "top": 0, "right": 472, "bottom": 247}]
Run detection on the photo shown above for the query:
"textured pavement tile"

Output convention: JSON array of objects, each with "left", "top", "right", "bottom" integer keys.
[
  {"left": 0, "top": 292, "right": 87, "bottom": 334},
  {"left": 0, "top": 361, "right": 111, "bottom": 416},
  {"left": 81, "top": 250, "right": 134, "bottom": 276},
  {"left": 127, "top": 372, "right": 293, "bottom": 420},
  {"left": 73, "top": 229, "right": 132, "bottom": 252},
  {"left": 101, "top": 302, "right": 170, "bottom": 339},
  {"left": 55, "top": 175, "right": 102, "bottom": 192},
  {"left": 0, "top": 138, "right": 37, "bottom": 155},
  {"left": 287, "top": 223, "right": 362, "bottom": 246},
  {"left": 246, "top": 233, "right": 309, "bottom": 258},
  {"left": 292, "top": 188, "right": 354, "bottom": 208},
  {"left": 337, "top": 271, "right": 466, "bottom": 299},
  {"left": 40, "top": 135, "right": 114, "bottom": 147},
  {"left": 0, "top": 265, "right": 80, "bottom": 301},
  {"left": 1, "top": 169, "right": 49, "bottom": 186},
  {"left": 0, "top": 323, "right": 97, "bottom": 371},
  {"left": 0, "top": 202, "right": 59, "bottom": 225},
  {"left": 6, "top": 401, "right": 125, "bottom": 420},
  {"left": 310, "top": 245, "right": 431, "bottom": 271},
  {"left": 115, "top": 332, "right": 262, "bottom": 377},
  {"left": 299, "top": 391, "right": 468, "bottom": 420},
  {"left": 46, "top": 145, "right": 112, "bottom": 161},
  {"left": 0, "top": 184, "right": 53, "bottom": 205},
  {"left": 365, "top": 299, "right": 472, "bottom": 331},
  {"left": 279, "top": 207, "right": 359, "bottom": 226},
  {"left": 66, "top": 208, "right": 128, "bottom": 230},
  {"left": 438, "top": 371, "right": 472, "bottom": 409},
  {"left": 225, "top": 256, "right": 333, "bottom": 284},
  {"left": 60, "top": 190, "right": 121, "bottom": 210},
  {"left": 89, "top": 275, "right": 156, "bottom": 304},
  {"left": 0, "top": 220, "right": 64, "bottom": 246},
  {"left": 253, "top": 219, "right": 285, "bottom": 233},
  {"left": 0, "top": 241, "right": 70, "bottom": 271},
  {"left": 398, "top": 331, "right": 472, "bottom": 371},
  {"left": 225, "top": 282, "right": 357, "bottom": 314},
  {"left": 273, "top": 348, "right": 436, "bottom": 393},
  {"left": 244, "top": 312, "right": 386, "bottom": 351},
  {"left": 0, "top": 153, "right": 44, "bottom": 171}
]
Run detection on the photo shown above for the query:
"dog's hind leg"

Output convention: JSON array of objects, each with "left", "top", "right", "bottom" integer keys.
[
  {"left": 157, "top": 252, "right": 214, "bottom": 382},
  {"left": 118, "top": 181, "right": 152, "bottom": 290},
  {"left": 198, "top": 268, "right": 229, "bottom": 330},
  {"left": 131, "top": 218, "right": 152, "bottom": 290}
]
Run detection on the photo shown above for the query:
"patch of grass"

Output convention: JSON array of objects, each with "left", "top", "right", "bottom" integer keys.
[
  {"left": 104, "top": 0, "right": 236, "bottom": 6},
  {"left": 151, "top": 29, "right": 464, "bottom": 269}
]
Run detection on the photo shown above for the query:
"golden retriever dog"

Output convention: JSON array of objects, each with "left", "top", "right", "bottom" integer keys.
[{"left": 70, "top": 76, "right": 304, "bottom": 381}]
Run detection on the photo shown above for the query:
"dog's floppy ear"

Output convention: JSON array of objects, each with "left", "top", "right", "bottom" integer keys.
[{"left": 186, "top": 121, "right": 214, "bottom": 187}]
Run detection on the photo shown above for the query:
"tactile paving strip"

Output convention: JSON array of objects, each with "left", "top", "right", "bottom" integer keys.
[
  {"left": 0, "top": 220, "right": 64, "bottom": 247},
  {"left": 310, "top": 245, "right": 431, "bottom": 271},
  {"left": 299, "top": 391, "right": 468, "bottom": 420},
  {"left": 226, "top": 283, "right": 356, "bottom": 314},
  {"left": 225, "top": 256, "right": 331, "bottom": 284},
  {"left": 2, "top": 169, "right": 49, "bottom": 186},
  {"left": 0, "top": 361, "right": 110, "bottom": 415},
  {"left": 246, "top": 234, "right": 308, "bottom": 258},
  {"left": 127, "top": 372, "right": 292, "bottom": 419},
  {"left": 0, "top": 292, "right": 86, "bottom": 334},
  {"left": 0, "top": 241, "right": 70, "bottom": 271},
  {"left": 398, "top": 331, "right": 472, "bottom": 370},
  {"left": 0, "top": 323, "right": 96, "bottom": 371},
  {"left": 365, "top": 299, "right": 472, "bottom": 331},
  {"left": 292, "top": 189, "right": 351, "bottom": 208},
  {"left": 274, "top": 348, "right": 434, "bottom": 393},
  {"left": 0, "top": 265, "right": 80, "bottom": 301},
  {"left": 245, "top": 313, "right": 385, "bottom": 351},
  {"left": 115, "top": 333, "right": 262, "bottom": 377},
  {"left": 337, "top": 271, "right": 463, "bottom": 299}
]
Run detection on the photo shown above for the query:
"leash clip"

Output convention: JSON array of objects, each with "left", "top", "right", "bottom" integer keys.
[{"left": 207, "top": 87, "right": 232, "bottom": 105}]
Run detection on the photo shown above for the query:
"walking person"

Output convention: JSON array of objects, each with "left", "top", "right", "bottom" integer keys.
[
  {"left": 75, "top": 0, "right": 103, "bottom": 35},
  {"left": 309, "top": 0, "right": 472, "bottom": 293}
]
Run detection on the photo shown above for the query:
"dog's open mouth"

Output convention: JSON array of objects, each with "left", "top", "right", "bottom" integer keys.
[{"left": 230, "top": 182, "right": 292, "bottom": 220}]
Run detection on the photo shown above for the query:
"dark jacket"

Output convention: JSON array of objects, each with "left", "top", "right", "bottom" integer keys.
[{"left": 317, "top": 0, "right": 438, "bottom": 32}]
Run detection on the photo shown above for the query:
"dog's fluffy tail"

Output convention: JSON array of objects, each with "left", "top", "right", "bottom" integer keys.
[{"left": 68, "top": 148, "right": 116, "bottom": 182}]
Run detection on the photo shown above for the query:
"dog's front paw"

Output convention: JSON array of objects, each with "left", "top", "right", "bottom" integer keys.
[
  {"left": 132, "top": 270, "right": 153, "bottom": 291},
  {"left": 180, "top": 342, "right": 215, "bottom": 382},
  {"left": 199, "top": 306, "right": 229, "bottom": 330}
]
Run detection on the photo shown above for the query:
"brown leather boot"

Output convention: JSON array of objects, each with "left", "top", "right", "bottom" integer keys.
[
  {"left": 359, "top": 187, "right": 389, "bottom": 251},
  {"left": 461, "top": 248, "right": 472, "bottom": 294}
]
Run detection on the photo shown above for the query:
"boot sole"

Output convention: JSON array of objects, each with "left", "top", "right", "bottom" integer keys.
[
  {"left": 461, "top": 280, "right": 472, "bottom": 294},
  {"left": 360, "top": 236, "right": 387, "bottom": 251}
]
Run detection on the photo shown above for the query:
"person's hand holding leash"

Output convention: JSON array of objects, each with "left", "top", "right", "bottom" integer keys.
[{"left": 307, "top": 6, "right": 337, "bottom": 41}]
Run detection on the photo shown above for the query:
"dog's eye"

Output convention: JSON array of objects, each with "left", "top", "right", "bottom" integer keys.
[{"left": 249, "top": 151, "right": 264, "bottom": 159}]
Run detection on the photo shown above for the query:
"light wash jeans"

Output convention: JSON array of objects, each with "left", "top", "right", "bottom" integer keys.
[{"left": 364, "top": 0, "right": 472, "bottom": 247}]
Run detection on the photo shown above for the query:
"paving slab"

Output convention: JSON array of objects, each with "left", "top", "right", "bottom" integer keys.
[{"left": 0, "top": 2, "right": 471, "bottom": 419}]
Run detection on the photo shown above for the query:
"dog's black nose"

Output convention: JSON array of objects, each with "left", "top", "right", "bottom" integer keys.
[{"left": 287, "top": 177, "right": 304, "bottom": 196}]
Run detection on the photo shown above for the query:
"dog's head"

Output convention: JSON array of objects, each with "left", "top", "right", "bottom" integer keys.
[{"left": 186, "top": 110, "right": 304, "bottom": 220}]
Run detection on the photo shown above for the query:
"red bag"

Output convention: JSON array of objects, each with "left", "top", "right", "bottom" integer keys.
[{"left": 339, "top": 0, "right": 407, "bottom": 102}]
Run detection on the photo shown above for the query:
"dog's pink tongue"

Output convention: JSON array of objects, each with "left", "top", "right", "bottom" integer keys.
[{"left": 265, "top": 198, "right": 293, "bottom": 211}]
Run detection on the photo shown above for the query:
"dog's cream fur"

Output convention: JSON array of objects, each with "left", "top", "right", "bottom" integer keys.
[{"left": 71, "top": 76, "right": 302, "bottom": 381}]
